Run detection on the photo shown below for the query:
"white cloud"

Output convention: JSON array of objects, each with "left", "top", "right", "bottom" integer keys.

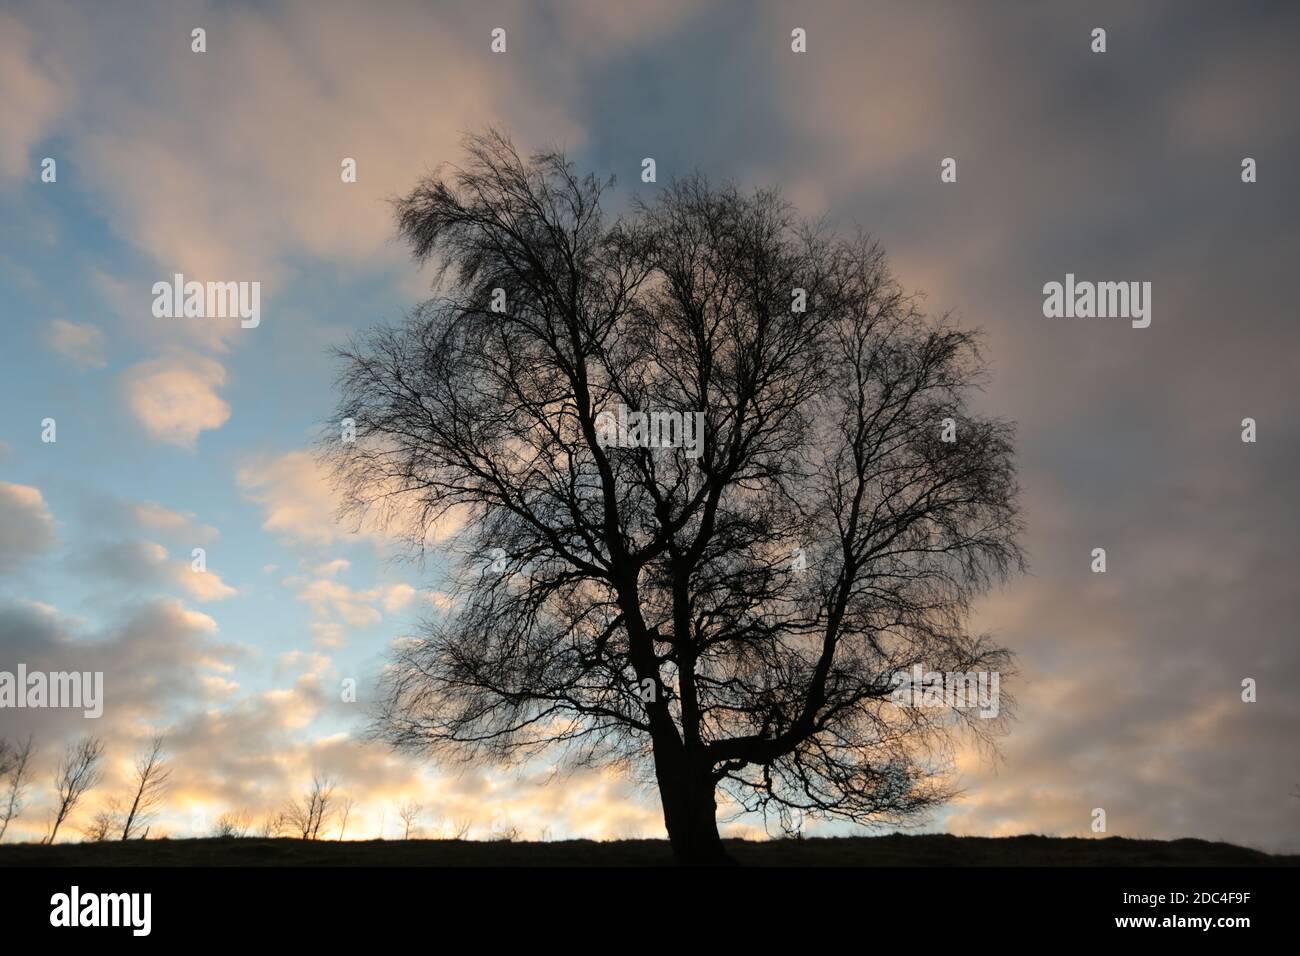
[
  {"left": 381, "top": 582, "right": 416, "bottom": 613},
  {"left": 425, "top": 591, "right": 455, "bottom": 612},
  {"left": 177, "top": 564, "right": 238, "bottom": 603},
  {"left": 296, "top": 579, "right": 382, "bottom": 628},
  {"left": 43, "top": 319, "right": 108, "bottom": 368},
  {"left": 0, "top": 595, "right": 232, "bottom": 747},
  {"left": 87, "top": 539, "right": 237, "bottom": 602},
  {"left": 310, "top": 621, "right": 345, "bottom": 649},
  {"left": 0, "top": 11, "right": 68, "bottom": 181},
  {"left": 122, "top": 352, "right": 231, "bottom": 449},
  {"left": 25, "top": 1, "right": 584, "bottom": 282},
  {"left": 133, "top": 500, "right": 219, "bottom": 543},
  {"left": 237, "top": 451, "right": 343, "bottom": 546},
  {"left": 311, "top": 558, "right": 351, "bottom": 578},
  {"left": 288, "top": 572, "right": 421, "bottom": 649},
  {"left": 0, "top": 481, "right": 57, "bottom": 571},
  {"left": 237, "top": 449, "right": 464, "bottom": 548}
]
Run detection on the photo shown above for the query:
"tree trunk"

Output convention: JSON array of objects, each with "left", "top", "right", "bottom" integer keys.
[{"left": 656, "top": 755, "right": 733, "bottom": 865}]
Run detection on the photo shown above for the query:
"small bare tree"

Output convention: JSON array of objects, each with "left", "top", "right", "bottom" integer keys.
[
  {"left": 120, "top": 735, "right": 171, "bottom": 840},
  {"left": 0, "top": 735, "right": 36, "bottom": 841},
  {"left": 397, "top": 800, "right": 422, "bottom": 839},
  {"left": 214, "top": 810, "right": 252, "bottom": 838},
  {"left": 337, "top": 795, "right": 357, "bottom": 840},
  {"left": 83, "top": 805, "right": 120, "bottom": 842},
  {"left": 45, "top": 736, "right": 105, "bottom": 844},
  {"left": 489, "top": 819, "right": 520, "bottom": 842},
  {"left": 283, "top": 775, "right": 336, "bottom": 840}
]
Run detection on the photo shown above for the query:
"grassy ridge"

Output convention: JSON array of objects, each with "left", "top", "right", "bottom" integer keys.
[{"left": 1, "top": 833, "right": 1294, "bottom": 866}]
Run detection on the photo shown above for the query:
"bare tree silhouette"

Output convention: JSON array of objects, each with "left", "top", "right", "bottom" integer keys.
[
  {"left": 83, "top": 806, "right": 118, "bottom": 842},
  {"left": 120, "top": 734, "right": 171, "bottom": 840},
  {"left": 0, "top": 735, "right": 36, "bottom": 841},
  {"left": 283, "top": 775, "right": 336, "bottom": 840},
  {"left": 214, "top": 810, "right": 252, "bottom": 838},
  {"left": 327, "top": 130, "right": 1023, "bottom": 863},
  {"left": 45, "top": 736, "right": 105, "bottom": 844},
  {"left": 489, "top": 820, "right": 520, "bottom": 843},
  {"left": 337, "top": 795, "right": 357, "bottom": 841},
  {"left": 397, "top": 800, "right": 422, "bottom": 840},
  {"left": 448, "top": 817, "right": 472, "bottom": 841}
]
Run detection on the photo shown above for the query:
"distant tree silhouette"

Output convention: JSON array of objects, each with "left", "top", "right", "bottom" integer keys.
[
  {"left": 489, "top": 820, "right": 520, "bottom": 843},
  {"left": 120, "top": 734, "right": 171, "bottom": 840},
  {"left": 0, "top": 735, "right": 36, "bottom": 841},
  {"left": 397, "top": 800, "right": 422, "bottom": 839},
  {"left": 449, "top": 818, "right": 472, "bottom": 841},
  {"left": 214, "top": 810, "right": 252, "bottom": 838},
  {"left": 45, "top": 736, "right": 105, "bottom": 844},
  {"left": 328, "top": 130, "right": 1023, "bottom": 864},
  {"left": 337, "top": 795, "right": 357, "bottom": 840},
  {"left": 283, "top": 775, "right": 336, "bottom": 840},
  {"left": 83, "top": 806, "right": 118, "bottom": 842}
]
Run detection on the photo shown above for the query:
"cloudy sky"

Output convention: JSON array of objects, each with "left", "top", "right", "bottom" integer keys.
[{"left": 2, "top": 0, "right": 1297, "bottom": 850}]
